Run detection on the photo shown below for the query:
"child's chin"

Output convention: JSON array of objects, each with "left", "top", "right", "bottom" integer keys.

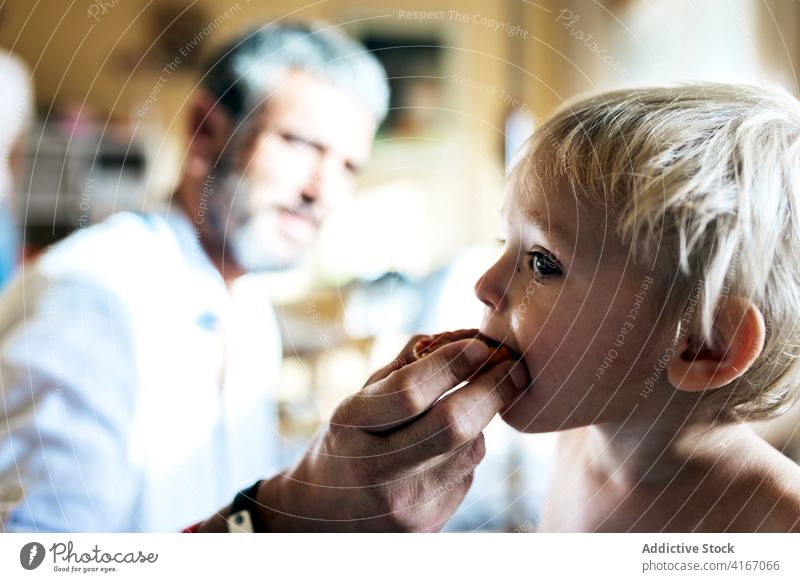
[
  {"left": 499, "top": 398, "right": 550, "bottom": 433},
  {"left": 499, "top": 387, "right": 575, "bottom": 433}
]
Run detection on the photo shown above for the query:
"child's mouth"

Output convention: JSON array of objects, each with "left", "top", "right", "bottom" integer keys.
[{"left": 412, "top": 328, "right": 522, "bottom": 373}]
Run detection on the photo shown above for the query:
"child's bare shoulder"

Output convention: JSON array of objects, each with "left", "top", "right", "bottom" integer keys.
[{"left": 707, "top": 431, "right": 800, "bottom": 532}]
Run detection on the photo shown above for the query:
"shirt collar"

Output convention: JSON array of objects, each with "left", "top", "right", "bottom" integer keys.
[{"left": 158, "top": 208, "right": 222, "bottom": 282}]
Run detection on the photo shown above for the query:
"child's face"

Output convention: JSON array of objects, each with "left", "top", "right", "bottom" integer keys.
[{"left": 475, "top": 174, "right": 668, "bottom": 433}]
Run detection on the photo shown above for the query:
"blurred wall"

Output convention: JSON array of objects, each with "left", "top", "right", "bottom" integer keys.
[
  {"left": 0, "top": 1, "right": 514, "bottom": 229},
  {"left": 2, "top": 0, "right": 799, "bottom": 270},
  {"left": 4, "top": 0, "right": 798, "bottom": 149}
]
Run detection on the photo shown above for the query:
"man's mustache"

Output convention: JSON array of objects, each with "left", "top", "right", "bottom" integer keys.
[
  {"left": 217, "top": 173, "right": 322, "bottom": 226},
  {"left": 275, "top": 199, "right": 321, "bottom": 226}
]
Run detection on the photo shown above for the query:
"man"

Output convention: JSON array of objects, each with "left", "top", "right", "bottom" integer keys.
[{"left": 0, "top": 24, "right": 526, "bottom": 532}]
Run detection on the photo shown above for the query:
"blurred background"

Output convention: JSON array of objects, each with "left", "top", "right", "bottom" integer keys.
[{"left": 2, "top": 0, "right": 799, "bottom": 531}]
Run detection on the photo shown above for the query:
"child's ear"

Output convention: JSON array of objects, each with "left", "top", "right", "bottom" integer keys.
[{"left": 666, "top": 296, "right": 765, "bottom": 393}]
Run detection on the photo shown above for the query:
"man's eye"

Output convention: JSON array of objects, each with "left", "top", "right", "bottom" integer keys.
[
  {"left": 283, "top": 133, "right": 307, "bottom": 145},
  {"left": 526, "top": 251, "right": 562, "bottom": 277},
  {"left": 282, "top": 133, "right": 316, "bottom": 150}
]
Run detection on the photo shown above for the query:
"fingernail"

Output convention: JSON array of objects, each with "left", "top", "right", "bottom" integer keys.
[
  {"left": 465, "top": 341, "right": 489, "bottom": 364},
  {"left": 510, "top": 362, "right": 529, "bottom": 390}
]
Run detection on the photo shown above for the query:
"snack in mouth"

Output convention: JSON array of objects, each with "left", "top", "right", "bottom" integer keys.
[{"left": 412, "top": 328, "right": 520, "bottom": 372}]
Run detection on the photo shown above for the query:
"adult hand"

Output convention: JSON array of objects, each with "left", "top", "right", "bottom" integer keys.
[{"left": 255, "top": 335, "right": 529, "bottom": 532}]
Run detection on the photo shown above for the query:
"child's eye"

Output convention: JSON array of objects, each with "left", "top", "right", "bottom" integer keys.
[{"left": 526, "top": 250, "right": 562, "bottom": 277}]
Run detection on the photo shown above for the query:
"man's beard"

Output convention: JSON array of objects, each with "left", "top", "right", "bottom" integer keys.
[
  {"left": 229, "top": 210, "right": 286, "bottom": 272},
  {"left": 207, "top": 171, "right": 304, "bottom": 273}
]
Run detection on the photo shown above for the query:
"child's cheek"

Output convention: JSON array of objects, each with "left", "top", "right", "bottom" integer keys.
[
  {"left": 508, "top": 285, "right": 557, "bottom": 351},
  {"left": 514, "top": 312, "right": 575, "bottom": 381}
]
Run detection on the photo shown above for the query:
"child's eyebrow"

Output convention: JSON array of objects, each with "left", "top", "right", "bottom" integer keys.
[{"left": 523, "top": 207, "right": 570, "bottom": 255}]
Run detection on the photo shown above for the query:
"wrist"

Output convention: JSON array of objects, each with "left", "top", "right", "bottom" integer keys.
[
  {"left": 193, "top": 475, "right": 294, "bottom": 533},
  {"left": 254, "top": 472, "right": 303, "bottom": 533}
]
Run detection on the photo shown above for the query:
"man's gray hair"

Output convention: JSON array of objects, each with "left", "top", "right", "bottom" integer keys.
[{"left": 201, "top": 22, "right": 389, "bottom": 123}]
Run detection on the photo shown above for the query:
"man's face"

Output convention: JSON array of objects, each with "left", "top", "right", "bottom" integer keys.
[{"left": 223, "top": 70, "right": 376, "bottom": 271}]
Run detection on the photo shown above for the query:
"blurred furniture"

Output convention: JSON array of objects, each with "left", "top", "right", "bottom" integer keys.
[{"left": 22, "top": 120, "right": 147, "bottom": 249}]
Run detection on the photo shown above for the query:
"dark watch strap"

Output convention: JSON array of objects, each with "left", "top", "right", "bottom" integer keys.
[{"left": 227, "top": 480, "right": 265, "bottom": 533}]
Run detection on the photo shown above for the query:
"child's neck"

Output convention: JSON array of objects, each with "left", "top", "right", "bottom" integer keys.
[{"left": 583, "top": 406, "right": 742, "bottom": 487}]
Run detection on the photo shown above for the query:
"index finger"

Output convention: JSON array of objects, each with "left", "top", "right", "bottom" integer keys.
[
  {"left": 344, "top": 338, "right": 490, "bottom": 432},
  {"left": 387, "top": 359, "right": 528, "bottom": 461},
  {"left": 363, "top": 335, "right": 424, "bottom": 387}
]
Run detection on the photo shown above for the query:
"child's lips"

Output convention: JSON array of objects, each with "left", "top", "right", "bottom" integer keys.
[
  {"left": 469, "top": 333, "right": 530, "bottom": 415},
  {"left": 478, "top": 334, "right": 532, "bottom": 405},
  {"left": 412, "top": 328, "right": 522, "bottom": 372},
  {"left": 411, "top": 330, "right": 530, "bottom": 404},
  {"left": 477, "top": 331, "right": 522, "bottom": 361}
]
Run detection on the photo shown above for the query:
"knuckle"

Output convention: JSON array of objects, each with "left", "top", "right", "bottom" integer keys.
[
  {"left": 385, "top": 365, "right": 412, "bottom": 391},
  {"left": 330, "top": 395, "right": 356, "bottom": 428},
  {"left": 395, "top": 385, "right": 424, "bottom": 418},
  {"left": 439, "top": 405, "right": 473, "bottom": 448},
  {"left": 469, "top": 434, "right": 487, "bottom": 465},
  {"left": 330, "top": 392, "right": 377, "bottom": 431}
]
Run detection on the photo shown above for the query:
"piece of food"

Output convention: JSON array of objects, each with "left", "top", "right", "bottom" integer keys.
[{"left": 412, "top": 328, "right": 520, "bottom": 371}]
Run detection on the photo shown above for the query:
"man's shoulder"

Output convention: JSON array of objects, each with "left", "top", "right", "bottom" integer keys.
[
  {"left": 41, "top": 212, "right": 169, "bottom": 275},
  {"left": 32, "top": 211, "right": 193, "bottom": 297}
]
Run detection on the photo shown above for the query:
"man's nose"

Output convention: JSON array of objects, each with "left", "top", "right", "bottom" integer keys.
[{"left": 300, "top": 156, "right": 345, "bottom": 209}]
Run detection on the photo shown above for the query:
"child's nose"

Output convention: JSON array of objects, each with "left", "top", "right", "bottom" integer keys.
[{"left": 474, "top": 259, "right": 507, "bottom": 311}]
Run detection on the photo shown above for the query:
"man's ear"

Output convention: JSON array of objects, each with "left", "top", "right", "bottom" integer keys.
[
  {"left": 667, "top": 296, "right": 765, "bottom": 393},
  {"left": 184, "top": 90, "right": 232, "bottom": 179}
]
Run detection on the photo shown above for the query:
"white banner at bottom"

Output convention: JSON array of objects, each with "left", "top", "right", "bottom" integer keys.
[{"left": 0, "top": 533, "right": 797, "bottom": 581}]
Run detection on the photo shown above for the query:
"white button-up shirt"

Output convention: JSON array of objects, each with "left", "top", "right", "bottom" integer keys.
[{"left": 0, "top": 210, "right": 283, "bottom": 532}]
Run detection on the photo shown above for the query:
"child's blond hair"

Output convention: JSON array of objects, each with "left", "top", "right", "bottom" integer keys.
[{"left": 518, "top": 83, "right": 800, "bottom": 421}]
